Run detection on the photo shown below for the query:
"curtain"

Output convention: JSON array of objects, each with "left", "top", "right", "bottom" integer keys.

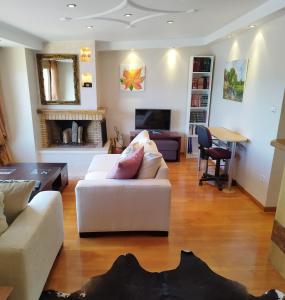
[
  {"left": 0, "top": 95, "right": 11, "bottom": 165},
  {"left": 50, "top": 60, "right": 60, "bottom": 100}
]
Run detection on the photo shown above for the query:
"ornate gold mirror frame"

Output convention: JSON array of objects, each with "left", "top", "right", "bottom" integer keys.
[{"left": 36, "top": 54, "right": 80, "bottom": 105}]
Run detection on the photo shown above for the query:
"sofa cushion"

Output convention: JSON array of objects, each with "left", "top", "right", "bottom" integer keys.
[
  {"left": 85, "top": 171, "right": 109, "bottom": 180},
  {"left": 130, "top": 130, "right": 149, "bottom": 145},
  {"left": 106, "top": 147, "right": 144, "bottom": 179},
  {"left": 0, "top": 180, "right": 35, "bottom": 224},
  {"left": 137, "top": 152, "right": 162, "bottom": 179},
  {"left": 0, "top": 192, "right": 8, "bottom": 235},
  {"left": 88, "top": 154, "right": 120, "bottom": 173}
]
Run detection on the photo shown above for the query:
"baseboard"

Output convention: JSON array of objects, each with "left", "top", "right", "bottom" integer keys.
[{"left": 237, "top": 183, "right": 276, "bottom": 213}]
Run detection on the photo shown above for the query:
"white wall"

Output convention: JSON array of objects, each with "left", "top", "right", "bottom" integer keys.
[
  {"left": 209, "top": 15, "right": 285, "bottom": 206},
  {"left": 97, "top": 47, "right": 210, "bottom": 145},
  {"left": 0, "top": 47, "right": 37, "bottom": 162}
]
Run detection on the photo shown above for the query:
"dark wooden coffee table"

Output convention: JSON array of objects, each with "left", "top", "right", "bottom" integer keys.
[{"left": 0, "top": 163, "right": 68, "bottom": 198}]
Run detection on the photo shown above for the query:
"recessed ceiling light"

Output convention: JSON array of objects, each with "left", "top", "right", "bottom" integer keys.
[
  {"left": 67, "top": 3, "right": 77, "bottom": 8},
  {"left": 249, "top": 24, "right": 256, "bottom": 29},
  {"left": 87, "top": 25, "right": 94, "bottom": 29},
  {"left": 60, "top": 17, "right": 72, "bottom": 21},
  {"left": 124, "top": 13, "right": 133, "bottom": 17},
  {"left": 167, "top": 20, "right": 174, "bottom": 24}
]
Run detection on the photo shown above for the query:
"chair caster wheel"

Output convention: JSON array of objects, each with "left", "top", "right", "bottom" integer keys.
[
  {"left": 199, "top": 181, "right": 203, "bottom": 186},
  {"left": 218, "top": 186, "right": 223, "bottom": 191}
]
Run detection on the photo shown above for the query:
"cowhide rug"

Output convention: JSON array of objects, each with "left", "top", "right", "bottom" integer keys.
[{"left": 40, "top": 250, "right": 284, "bottom": 300}]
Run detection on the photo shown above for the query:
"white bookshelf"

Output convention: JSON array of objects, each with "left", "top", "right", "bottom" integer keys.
[{"left": 185, "top": 56, "right": 214, "bottom": 158}]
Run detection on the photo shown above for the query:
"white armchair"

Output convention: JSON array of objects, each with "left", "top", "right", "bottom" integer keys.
[{"left": 0, "top": 191, "right": 64, "bottom": 300}]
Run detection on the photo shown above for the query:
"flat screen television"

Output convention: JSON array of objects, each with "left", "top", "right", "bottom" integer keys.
[{"left": 135, "top": 109, "right": 171, "bottom": 130}]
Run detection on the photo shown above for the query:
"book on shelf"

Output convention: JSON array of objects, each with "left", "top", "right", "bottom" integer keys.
[
  {"left": 188, "top": 137, "right": 192, "bottom": 153},
  {"left": 190, "top": 110, "right": 207, "bottom": 123},
  {"left": 192, "top": 76, "right": 210, "bottom": 90},
  {"left": 193, "top": 57, "right": 212, "bottom": 72},
  {"left": 191, "top": 94, "right": 208, "bottom": 107}
]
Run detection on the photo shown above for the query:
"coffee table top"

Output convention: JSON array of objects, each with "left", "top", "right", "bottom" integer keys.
[{"left": 0, "top": 163, "right": 65, "bottom": 190}]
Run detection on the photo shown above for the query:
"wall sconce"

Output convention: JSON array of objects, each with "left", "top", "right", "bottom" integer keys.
[
  {"left": 80, "top": 47, "right": 91, "bottom": 62},
  {"left": 81, "top": 73, "right": 92, "bottom": 87}
]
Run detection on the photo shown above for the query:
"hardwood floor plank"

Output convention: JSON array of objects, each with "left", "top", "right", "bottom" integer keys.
[{"left": 45, "top": 158, "right": 285, "bottom": 296}]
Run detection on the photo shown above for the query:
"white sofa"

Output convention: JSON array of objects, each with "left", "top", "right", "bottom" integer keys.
[
  {"left": 75, "top": 153, "right": 171, "bottom": 236},
  {"left": 0, "top": 191, "right": 64, "bottom": 300}
]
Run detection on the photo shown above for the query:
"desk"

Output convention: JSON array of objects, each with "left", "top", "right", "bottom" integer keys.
[
  {"left": 0, "top": 287, "right": 13, "bottom": 300},
  {"left": 209, "top": 127, "right": 248, "bottom": 190}
]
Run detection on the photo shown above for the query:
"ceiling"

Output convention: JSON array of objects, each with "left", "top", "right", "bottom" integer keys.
[
  {"left": 0, "top": 0, "right": 268, "bottom": 42},
  {"left": 0, "top": 0, "right": 284, "bottom": 50}
]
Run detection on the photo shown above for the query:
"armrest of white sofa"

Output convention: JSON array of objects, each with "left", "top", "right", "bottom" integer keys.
[
  {"left": 75, "top": 179, "right": 171, "bottom": 233},
  {"left": 0, "top": 191, "right": 64, "bottom": 300}
]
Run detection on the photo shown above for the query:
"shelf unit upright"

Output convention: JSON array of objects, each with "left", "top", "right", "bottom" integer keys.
[{"left": 185, "top": 56, "right": 214, "bottom": 158}]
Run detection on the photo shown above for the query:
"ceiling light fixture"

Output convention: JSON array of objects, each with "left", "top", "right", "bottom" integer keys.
[
  {"left": 249, "top": 24, "right": 256, "bottom": 29},
  {"left": 124, "top": 13, "right": 133, "bottom": 17},
  {"left": 167, "top": 20, "right": 174, "bottom": 24},
  {"left": 67, "top": 3, "right": 77, "bottom": 8},
  {"left": 87, "top": 25, "right": 94, "bottom": 29}
]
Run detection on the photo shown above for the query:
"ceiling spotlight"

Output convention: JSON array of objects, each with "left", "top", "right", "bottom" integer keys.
[
  {"left": 87, "top": 25, "right": 94, "bottom": 29},
  {"left": 167, "top": 20, "right": 174, "bottom": 24},
  {"left": 124, "top": 13, "right": 133, "bottom": 17},
  {"left": 67, "top": 3, "right": 77, "bottom": 8},
  {"left": 249, "top": 24, "right": 256, "bottom": 28},
  {"left": 60, "top": 17, "right": 72, "bottom": 21}
]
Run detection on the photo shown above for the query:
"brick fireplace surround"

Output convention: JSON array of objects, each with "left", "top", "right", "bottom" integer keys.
[{"left": 37, "top": 109, "right": 107, "bottom": 148}]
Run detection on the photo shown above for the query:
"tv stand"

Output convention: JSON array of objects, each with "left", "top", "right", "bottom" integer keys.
[{"left": 130, "top": 131, "right": 181, "bottom": 162}]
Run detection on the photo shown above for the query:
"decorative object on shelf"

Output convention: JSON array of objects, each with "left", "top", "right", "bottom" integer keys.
[
  {"left": 71, "top": 121, "right": 78, "bottom": 144},
  {"left": 223, "top": 59, "right": 248, "bottom": 102},
  {"left": 114, "top": 126, "right": 124, "bottom": 148},
  {"left": 80, "top": 47, "right": 91, "bottom": 62},
  {"left": 77, "top": 126, "right": 83, "bottom": 144},
  {"left": 81, "top": 72, "right": 92, "bottom": 88},
  {"left": 62, "top": 128, "right": 72, "bottom": 144},
  {"left": 185, "top": 56, "right": 214, "bottom": 158},
  {"left": 120, "top": 64, "right": 145, "bottom": 91},
  {"left": 40, "top": 251, "right": 283, "bottom": 300}
]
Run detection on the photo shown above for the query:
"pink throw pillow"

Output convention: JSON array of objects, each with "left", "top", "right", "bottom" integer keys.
[{"left": 106, "top": 146, "right": 144, "bottom": 179}]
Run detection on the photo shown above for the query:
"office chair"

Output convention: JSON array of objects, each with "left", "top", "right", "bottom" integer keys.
[{"left": 196, "top": 126, "right": 231, "bottom": 190}]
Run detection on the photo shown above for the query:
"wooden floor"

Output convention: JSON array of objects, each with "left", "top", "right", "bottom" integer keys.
[{"left": 45, "top": 158, "right": 285, "bottom": 296}]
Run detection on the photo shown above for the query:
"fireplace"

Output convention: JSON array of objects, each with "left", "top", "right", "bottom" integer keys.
[{"left": 38, "top": 109, "right": 107, "bottom": 148}]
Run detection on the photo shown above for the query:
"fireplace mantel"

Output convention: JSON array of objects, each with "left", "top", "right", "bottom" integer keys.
[{"left": 37, "top": 108, "right": 106, "bottom": 121}]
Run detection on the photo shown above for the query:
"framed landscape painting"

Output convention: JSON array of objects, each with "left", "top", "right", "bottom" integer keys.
[
  {"left": 223, "top": 59, "right": 248, "bottom": 102},
  {"left": 120, "top": 64, "right": 145, "bottom": 91}
]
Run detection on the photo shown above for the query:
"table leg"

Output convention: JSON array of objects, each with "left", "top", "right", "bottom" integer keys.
[{"left": 227, "top": 142, "right": 237, "bottom": 189}]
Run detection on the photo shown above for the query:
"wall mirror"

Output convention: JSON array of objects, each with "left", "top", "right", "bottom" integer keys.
[{"left": 37, "top": 54, "right": 80, "bottom": 105}]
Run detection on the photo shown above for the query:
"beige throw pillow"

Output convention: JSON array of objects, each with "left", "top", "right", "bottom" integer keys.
[
  {"left": 0, "top": 180, "right": 35, "bottom": 224},
  {"left": 137, "top": 152, "right": 162, "bottom": 179},
  {"left": 0, "top": 192, "right": 8, "bottom": 235},
  {"left": 130, "top": 130, "right": 149, "bottom": 145}
]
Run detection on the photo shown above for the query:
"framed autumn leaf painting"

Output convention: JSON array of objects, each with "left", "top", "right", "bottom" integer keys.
[{"left": 120, "top": 64, "right": 145, "bottom": 91}]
